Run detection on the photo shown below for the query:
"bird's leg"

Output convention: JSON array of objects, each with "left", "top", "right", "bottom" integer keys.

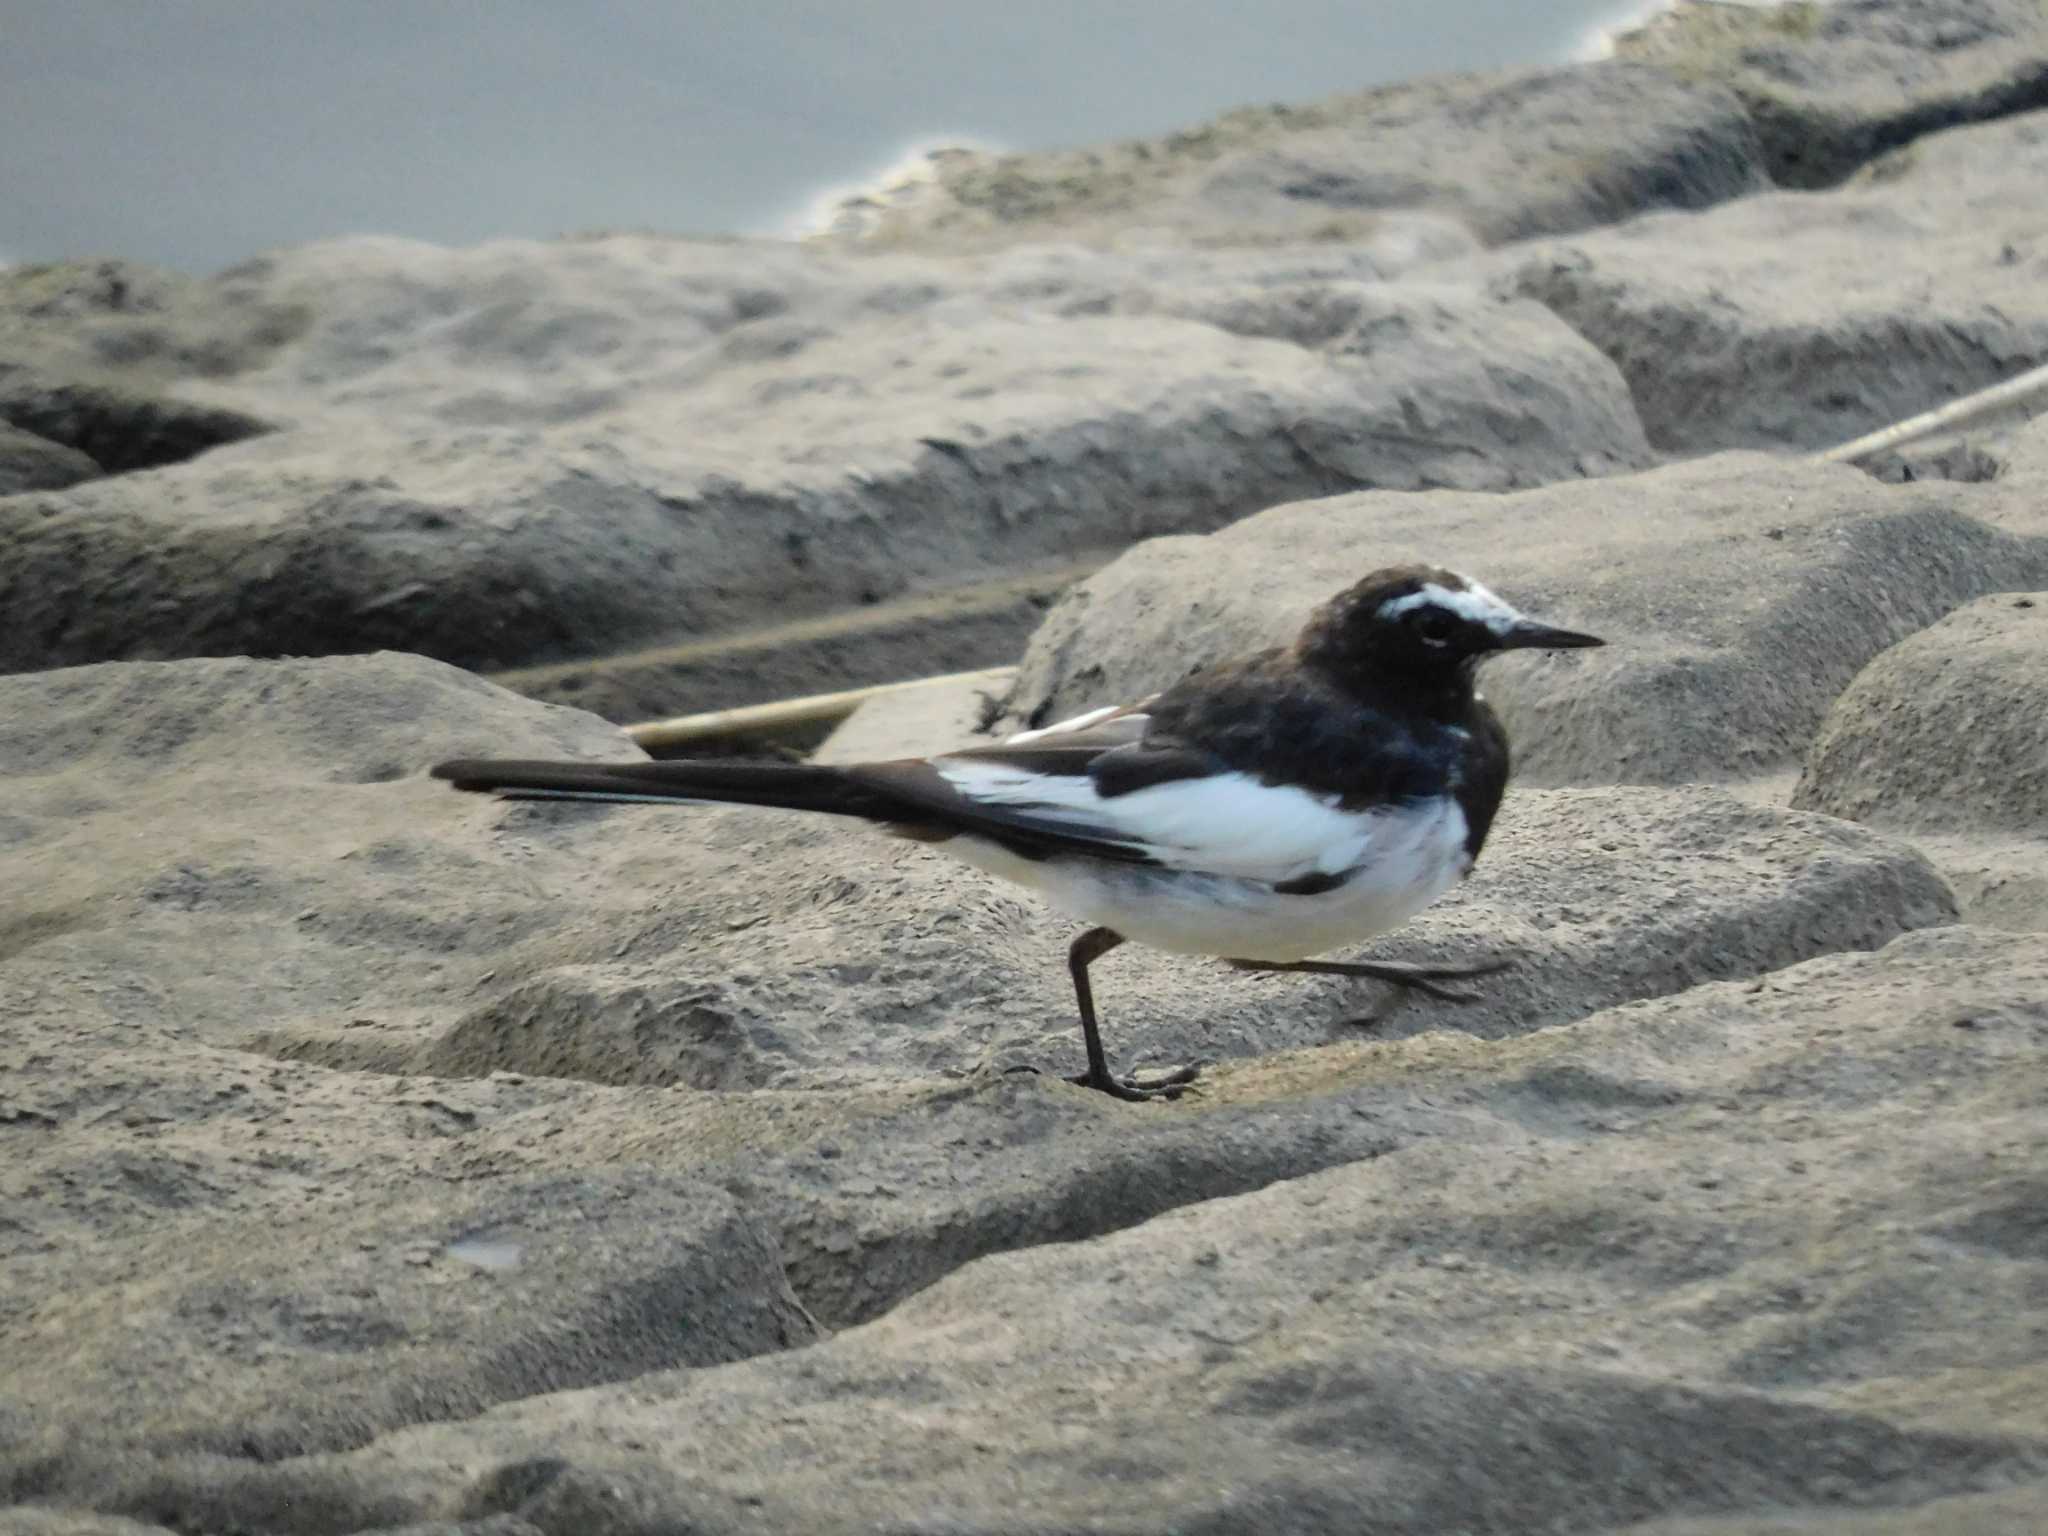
[
  {"left": 1062, "top": 927, "right": 1198, "bottom": 1102},
  {"left": 1228, "top": 955, "right": 1513, "bottom": 1004}
]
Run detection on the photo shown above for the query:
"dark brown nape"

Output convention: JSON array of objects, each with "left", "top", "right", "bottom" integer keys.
[
  {"left": 1293, "top": 564, "right": 1468, "bottom": 681},
  {"left": 1295, "top": 564, "right": 1458, "bottom": 644}
]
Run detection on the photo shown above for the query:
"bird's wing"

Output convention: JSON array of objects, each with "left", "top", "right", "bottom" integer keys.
[{"left": 851, "top": 706, "right": 1380, "bottom": 885}]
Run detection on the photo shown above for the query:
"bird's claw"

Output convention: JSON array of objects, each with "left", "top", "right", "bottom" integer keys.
[
  {"left": 1003, "top": 1060, "right": 1200, "bottom": 1101},
  {"left": 1068, "top": 1062, "right": 1201, "bottom": 1102}
]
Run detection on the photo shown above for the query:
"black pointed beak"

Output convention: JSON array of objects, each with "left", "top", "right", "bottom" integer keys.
[{"left": 1500, "top": 620, "right": 1604, "bottom": 651}]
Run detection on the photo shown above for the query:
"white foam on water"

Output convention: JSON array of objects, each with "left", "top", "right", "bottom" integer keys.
[
  {"left": 778, "top": 136, "right": 1003, "bottom": 241},
  {"left": 1570, "top": 0, "right": 1794, "bottom": 61}
]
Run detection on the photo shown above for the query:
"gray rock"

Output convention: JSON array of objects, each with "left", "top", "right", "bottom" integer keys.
[
  {"left": 1611, "top": 0, "right": 2048, "bottom": 188},
  {"left": 1007, "top": 453, "right": 2048, "bottom": 786},
  {"left": 0, "top": 374, "right": 272, "bottom": 474},
  {"left": 811, "top": 667, "right": 1006, "bottom": 765},
  {"left": 1186, "top": 63, "right": 1769, "bottom": 246},
  {"left": 0, "top": 651, "right": 1950, "bottom": 1095},
  {"left": 0, "top": 257, "right": 309, "bottom": 384},
  {"left": 51, "top": 925, "right": 2048, "bottom": 1535},
  {"left": 0, "top": 260, "right": 286, "bottom": 475},
  {"left": 1860, "top": 437, "right": 2007, "bottom": 485},
  {"left": 1795, "top": 591, "right": 2048, "bottom": 833},
  {"left": 1628, "top": 1485, "right": 2048, "bottom": 1535},
  {"left": 0, "top": 1514, "right": 184, "bottom": 1536},
  {"left": 1, "top": 1167, "right": 816, "bottom": 1472},
  {"left": 815, "top": 62, "right": 1769, "bottom": 252},
  {"left": 818, "top": 0, "right": 2048, "bottom": 257},
  {"left": 2001, "top": 411, "right": 2048, "bottom": 484},
  {"left": 490, "top": 560, "right": 1070, "bottom": 729},
  {"left": 0, "top": 251, "right": 1646, "bottom": 680},
  {"left": 0, "top": 423, "right": 98, "bottom": 494},
  {"left": 388, "top": 783, "right": 1956, "bottom": 1089},
  {"left": 1496, "top": 109, "right": 2048, "bottom": 455}
]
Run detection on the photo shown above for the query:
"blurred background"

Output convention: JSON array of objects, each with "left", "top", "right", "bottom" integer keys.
[{"left": 1, "top": 0, "right": 1669, "bottom": 271}]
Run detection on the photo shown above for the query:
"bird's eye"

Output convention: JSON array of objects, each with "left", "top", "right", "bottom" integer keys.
[{"left": 1410, "top": 609, "right": 1458, "bottom": 646}]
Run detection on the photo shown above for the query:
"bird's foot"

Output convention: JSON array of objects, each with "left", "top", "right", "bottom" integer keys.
[
  {"left": 1067, "top": 1062, "right": 1201, "bottom": 1102},
  {"left": 1001, "top": 1060, "right": 1200, "bottom": 1101}
]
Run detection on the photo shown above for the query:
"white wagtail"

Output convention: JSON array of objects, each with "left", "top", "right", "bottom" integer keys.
[{"left": 435, "top": 565, "right": 1602, "bottom": 1101}]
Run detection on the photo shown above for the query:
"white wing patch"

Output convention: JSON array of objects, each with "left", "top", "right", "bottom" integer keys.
[
  {"left": 938, "top": 787, "right": 1473, "bottom": 958},
  {"left": 934, "top": 758, "right": 1384, "bottom": 884},
  {"left": 1378, "top": 579, "right": 1523, "bottom": 635}
]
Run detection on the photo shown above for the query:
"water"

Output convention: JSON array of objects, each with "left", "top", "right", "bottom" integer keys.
[{"left": 0, "top": 0, "right": 1694, "bottom": 273}]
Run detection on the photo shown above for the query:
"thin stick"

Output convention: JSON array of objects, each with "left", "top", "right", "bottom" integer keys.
[
  {"left": 1816, "top": 359, "right": 2048, "bottom": 464},
  {"left": 626, "top": 666, "right": 1015, "bottom": 750}
]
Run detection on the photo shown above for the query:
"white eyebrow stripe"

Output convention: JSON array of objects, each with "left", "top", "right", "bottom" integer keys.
[{"left": 1378, "top": 580, "right": 1524, "bottom": 635}]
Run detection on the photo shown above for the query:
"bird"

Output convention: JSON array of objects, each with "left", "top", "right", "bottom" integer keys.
[{"left": 434, "top": 565, "right": 1602, "bottom": 1102}]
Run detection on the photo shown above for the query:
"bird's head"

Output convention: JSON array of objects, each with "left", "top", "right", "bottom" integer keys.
[{"left": 1296, "top": 564, "right": 1604, "bottom": 690}]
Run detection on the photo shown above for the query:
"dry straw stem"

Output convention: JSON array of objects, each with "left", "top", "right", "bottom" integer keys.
[
  {"left": 626, "top": 667, "right": 1015, "bottom": 752},
  {"left": 1816, "top": 359, "right": 2048, "bottom": 465}
]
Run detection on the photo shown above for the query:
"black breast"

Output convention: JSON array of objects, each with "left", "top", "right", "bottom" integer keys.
[{"left": 1451, "top": 700, "right": 1511, "bottom": 861}]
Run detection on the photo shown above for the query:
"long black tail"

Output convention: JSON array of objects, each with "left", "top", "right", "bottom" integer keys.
[
  {"left": 433, "top": 754, "right": 1155, "bottom": 863},
  {"left": 430, "top": 757, "right": 908, "bottom": 822}
]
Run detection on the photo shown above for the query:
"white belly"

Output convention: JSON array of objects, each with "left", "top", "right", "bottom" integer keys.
[{"left": 939, "top": 795, "right": 1472, "bottom": 961}]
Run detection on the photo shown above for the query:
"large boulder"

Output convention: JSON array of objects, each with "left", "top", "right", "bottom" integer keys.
[
  {"left": 814, "top": 62, "right": 1770, "bottom": 252},
  {"left": 1793, "top": 592, "right": 2048, "bottom": 932},
  {"left": 1161, "top": 63, "right": 1769, "bottom": 249},
  {"left": 1007, "top": 453, "right": 2048, "bottom": 786},
  {"left": 1497, "top": 108, "right": 2048, "bottom": 455},
  {"left": 1796, "top": 591, "right": 2048, "bottom": 835},
  {"left": 0, "top": 240, "right": 1648, "bottom": 685},
  {"left": 1611, "top": 0, "right": 2048, "bottom": 188}
]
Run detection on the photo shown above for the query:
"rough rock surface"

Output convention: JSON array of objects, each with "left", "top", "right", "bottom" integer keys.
[
  {"left": 0, "top": 373, "right": 274, "bottom": 475},
  {"left": 2001, "top": 410, "right": 2048, "bottom": 484},
  {"left": 0, "top": 653, "right": 1982, "bottom": 1525},
  {"left": 0, "top": 653, "right": 1952, "bottom": 1095},
  {"left": 1008, "top": 452, "right": 2048, "bottom": 786},
  {"left": 0, "top": 240, "right": 1647, "bottom": 683},
  {"left": 487, "top": 563, "right": 1071, "bottom": 727},
  {"left": 1154, "top": 63, "right": 1767, "bottom": 248},
  {"left": 278, "top": 919, "right": 2048, "bottom": 1536},
  {"left": 1611, "top": 0, "right": 2048, "bottom": 188},
  {"left": 1793, "top": 591, "right": 2048, "bottom": 935},
  {"left": 1495, "top": 108, "right": 2048, "bottom": 455},
  {"left": 816, "top": 0, "right": 2048, "bottom": 252},
  {"left": 0, "top": 423, "right": 98, "bottom": 494},
  {"left": 0, "top": 257, "right": 310, "bottom": 384},
  {"left": 809, "top": 667, "right": 1004, "bottom": 766},
  {"left": 1796, "top": 591, "right": 2048, "bottom": 834},
  {"left": 10, "top": 5, "right": 2048, "bottom": 1531}
]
